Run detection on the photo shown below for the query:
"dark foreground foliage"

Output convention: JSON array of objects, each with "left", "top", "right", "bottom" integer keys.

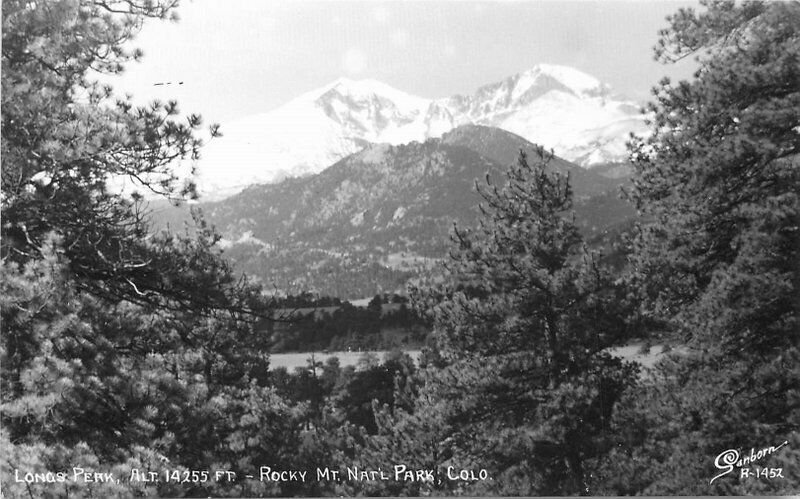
[{"left": 596, "top": 1, "right": 800, "bottom": 494}]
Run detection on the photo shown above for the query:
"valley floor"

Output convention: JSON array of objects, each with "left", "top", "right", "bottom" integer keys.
[{"left": 270, "top": 344, "right": 678, "bottom": 372}]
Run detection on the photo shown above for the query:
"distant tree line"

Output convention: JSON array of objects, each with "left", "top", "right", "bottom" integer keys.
[{"left": 267, "top": 294, "right": 429, "bottom": 353}]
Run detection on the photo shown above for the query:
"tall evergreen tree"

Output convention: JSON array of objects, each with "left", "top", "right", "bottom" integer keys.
[
  {"left": 599, "top": 1, "right": 800, "bottom": 494},
  {"left": 363, "top": 148, "right": 638, "bottom": 496},
  {"left": 0, "top": 2, "right": 285, "bottom": 496}
]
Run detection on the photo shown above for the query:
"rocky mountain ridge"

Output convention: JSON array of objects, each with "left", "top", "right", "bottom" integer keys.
[{"left": 156, "top": 125, "right": 635, "bottom": 297}]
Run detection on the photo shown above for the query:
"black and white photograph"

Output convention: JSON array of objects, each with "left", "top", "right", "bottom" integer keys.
[{"left": 1, "top": 0, "right": 798, "bottom": 497}]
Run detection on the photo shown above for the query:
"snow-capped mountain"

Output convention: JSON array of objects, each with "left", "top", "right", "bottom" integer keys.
[
  {"left": 196, "top": 64, "right": 647, "bottom": 198},
  {"left": 437, "top": 64, "right": 648, "bottom": 165}
]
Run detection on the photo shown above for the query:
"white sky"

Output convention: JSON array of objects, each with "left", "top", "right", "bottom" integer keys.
[{"left": 106, "top": 0, "right": 700, "bottom": 125}]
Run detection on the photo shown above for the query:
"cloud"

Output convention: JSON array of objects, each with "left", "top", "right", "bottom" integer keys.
[{"left": 342, "top": 47, "right": 368, "bottom": 75}]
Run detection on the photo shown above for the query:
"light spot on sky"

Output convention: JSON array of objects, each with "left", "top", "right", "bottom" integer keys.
[
  {"left": 371, "top": 6, "right": 390, "bottom": 25},
  {"left": 342, "top": 47, "right": 368, "bottom": 75},
  {"left": 391, "top": 29, "right": 410, "bottom": 48},
  {"left": 443, "top": 43, "right": 457, "bottom": 58}
]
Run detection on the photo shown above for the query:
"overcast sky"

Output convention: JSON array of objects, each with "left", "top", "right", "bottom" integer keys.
[{"left": 107, "top": 1, "right": 700, "bottom": 124}]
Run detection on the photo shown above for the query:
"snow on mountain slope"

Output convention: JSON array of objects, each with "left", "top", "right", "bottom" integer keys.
[
  {"left": 488, "top": 90, "right": 649, "bottom": 165},
  {"left": 197, "top": 78, "right": 432, "bottom": 199},
  {"left": 196, "top": 64, "right": 646, "bottom": 199}
]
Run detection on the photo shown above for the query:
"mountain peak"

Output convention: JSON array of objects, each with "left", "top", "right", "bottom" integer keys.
[
  {"left": 316, "top": 77, "right": 428, "bottom": 112},
  {"left": 523, "top": 64, "right": 607, "bottom": 96},
  {"left": 328, "top": 77, "right": 395, "bottom": 93},
  {"left": 470, "top": 64, "right": 610, "bottom": 109}
]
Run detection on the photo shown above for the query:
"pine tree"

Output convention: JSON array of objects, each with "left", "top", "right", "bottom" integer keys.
[
  {"left": 367, "top": 148, "right": 638, "bottom": 495},
  {"left": 1, "top": 2, "right": 284, "bottom": 495},
  {"left": 1, "top": 0, "right": 264, "bottom": 317},
  {"left": 600, "top": 1, "right": 800, "bottom": 494}
]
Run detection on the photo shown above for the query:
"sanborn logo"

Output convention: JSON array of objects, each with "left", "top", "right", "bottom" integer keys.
[{"left": 710, "top": 440, "right": 789, "bottom": 484}]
